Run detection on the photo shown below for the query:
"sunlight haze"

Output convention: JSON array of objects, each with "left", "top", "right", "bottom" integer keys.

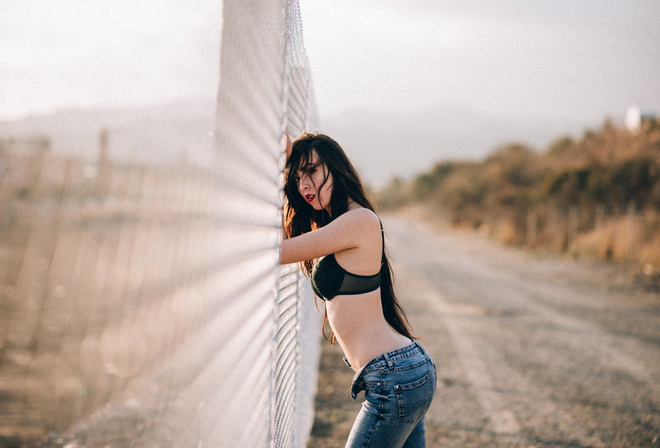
[{"left": 1, "top": 0, "right": 659, "bottom": 184}]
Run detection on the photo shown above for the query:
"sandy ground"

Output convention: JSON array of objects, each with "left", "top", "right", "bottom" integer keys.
[
  {"left": 307, "top": 212, "right": 660, "bottom": 448},
  {"left": 1, "top": 205, "right": 658, "bottom": 447}
]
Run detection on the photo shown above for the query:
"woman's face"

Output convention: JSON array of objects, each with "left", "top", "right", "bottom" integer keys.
[{"left": 295, "top": 150, "right": 333, "bottom": 212}]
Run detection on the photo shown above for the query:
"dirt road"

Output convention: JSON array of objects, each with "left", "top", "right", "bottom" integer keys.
[{"left": 309, "top": 214, "right": 660, "bottom": 447}]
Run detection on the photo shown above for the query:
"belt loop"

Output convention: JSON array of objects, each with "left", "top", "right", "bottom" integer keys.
[{"left": 382, "top": 352, "right": 394, "bottom": 369}]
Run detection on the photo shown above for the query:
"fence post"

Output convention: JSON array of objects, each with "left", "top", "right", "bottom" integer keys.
[
  {"left": 547, "top": 204, "right": 557, "bottom": 248},
  {"left": 568, "top": 206, "right": 579, "bottom": 248},
  {"left": 595, "top": 204, "right": 605, "bottom": 230},
  {"left": 527, "top": 208, "right": 537, "bottom": 247},
  {"left": 626, "top": 201, "right": 636, "bottom": 259}
]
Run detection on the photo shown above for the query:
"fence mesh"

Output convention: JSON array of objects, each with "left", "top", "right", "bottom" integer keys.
[{"left": 0, "top": 1, "right": 319, "bottom": 446}]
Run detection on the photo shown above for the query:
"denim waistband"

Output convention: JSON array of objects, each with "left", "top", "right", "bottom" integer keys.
[
  {"left": 365, "top": 340, "right": 425, "bottom": 372},
  {"left": 349, "top": 340, "right": 428, "bottom": 400},
  {"left": 344, "top": 339, "right": 424, "bottom": 369}
]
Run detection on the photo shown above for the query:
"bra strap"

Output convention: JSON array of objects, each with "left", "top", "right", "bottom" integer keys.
[{"left": 379, "top": 219, "right": 385, "bottom": 265}]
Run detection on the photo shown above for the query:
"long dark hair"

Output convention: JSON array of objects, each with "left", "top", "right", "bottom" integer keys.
[{"left": 284, "top": 132, "right": 415, "bottom": 342}]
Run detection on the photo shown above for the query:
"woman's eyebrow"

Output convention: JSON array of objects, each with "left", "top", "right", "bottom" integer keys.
[{"left": 298, "top": 161, "right": 321, "bottom": 173}]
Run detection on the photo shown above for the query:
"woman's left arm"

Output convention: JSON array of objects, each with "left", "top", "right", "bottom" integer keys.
[{"left": 281, "top": 131, "right": 293, "bottom": 240}]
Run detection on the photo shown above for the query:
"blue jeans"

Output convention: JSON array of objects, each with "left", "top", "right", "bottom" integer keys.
[{"left": 345, "top": 341, "right": 437, "bottom": 448}]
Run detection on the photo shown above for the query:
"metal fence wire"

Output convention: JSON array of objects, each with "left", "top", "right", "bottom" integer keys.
[{"left": 0, "top": 1, "right": 320, "bottom": 447}]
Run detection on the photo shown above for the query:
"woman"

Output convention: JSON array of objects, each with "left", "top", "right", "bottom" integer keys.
[{"left": 280, "top": 132, "right": 436, "bottom": 448}]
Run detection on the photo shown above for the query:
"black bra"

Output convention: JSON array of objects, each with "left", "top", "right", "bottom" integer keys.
[{"left": 310, "top": 221, "right": 384, "bottom": 301}]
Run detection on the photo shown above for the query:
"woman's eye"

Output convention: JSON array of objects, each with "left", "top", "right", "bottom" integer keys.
[{"left": 293, "top": 176, "right": 300, "bottom": 183}]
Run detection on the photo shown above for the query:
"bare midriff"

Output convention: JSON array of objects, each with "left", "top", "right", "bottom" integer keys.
[{"left": 325, "top": 288, "right": 412, "bottom": 371}]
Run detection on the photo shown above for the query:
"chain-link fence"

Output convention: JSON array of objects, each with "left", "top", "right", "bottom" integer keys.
[{"left": 0, "top": 1, "right": 319, "bottom": 446}]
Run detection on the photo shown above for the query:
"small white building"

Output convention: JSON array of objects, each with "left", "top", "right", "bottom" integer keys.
[{"left": 625, "top": 106, "right": 657, "bottom": 132}]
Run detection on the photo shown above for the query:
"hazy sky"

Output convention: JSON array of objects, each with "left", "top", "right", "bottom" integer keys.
[
  {"left": 301, "top": 0, "right": 660, "bottom": 124},
  {"left": 0, "top": 0, "right": 222, "bottom": 120},
  {"left": 1, "top": 0, "right": 659, "bottom": 125}
]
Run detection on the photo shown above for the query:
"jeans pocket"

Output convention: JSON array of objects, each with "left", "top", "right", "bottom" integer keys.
[{"left": 394, "top": 369, "right": 435, "bottom": 423}]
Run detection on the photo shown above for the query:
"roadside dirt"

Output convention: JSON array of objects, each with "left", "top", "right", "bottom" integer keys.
[
  {"left": 308, "top": 212, "right": 660, "bottom": 447},
  {"left": 1, "top": 205, "right": 657, "bottom": 448}
]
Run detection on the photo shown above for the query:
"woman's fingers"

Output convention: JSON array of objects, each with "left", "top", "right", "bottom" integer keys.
[{"left": 281, "top": 132, "right": 293, "bottom": 161}]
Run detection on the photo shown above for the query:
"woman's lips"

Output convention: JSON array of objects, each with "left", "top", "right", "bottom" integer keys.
[{"left": 305, "top": 194, "right": 316, "bottom": 203}]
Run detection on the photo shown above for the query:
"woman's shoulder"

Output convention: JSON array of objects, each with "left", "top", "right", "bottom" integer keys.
[{"left": 336, "top": 207, "right": 381, "bottom": 231}]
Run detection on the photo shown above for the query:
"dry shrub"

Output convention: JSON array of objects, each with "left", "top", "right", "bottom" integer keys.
[
  {"left": 573, "top": 221, "right": 620, "bottom": 260},
  {"left": 640, "top": 232, "right": 660, "bottom": 268},
  {"left": 572, "top": 214, "right": 654, "bottom": 263},
  {"left": 493, "top": 218, "right": 518, "bottom": 245}
]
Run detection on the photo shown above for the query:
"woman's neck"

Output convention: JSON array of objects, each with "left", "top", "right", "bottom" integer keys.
[{"left": 325, "top": 198, "right": 360, "bottom": 217}]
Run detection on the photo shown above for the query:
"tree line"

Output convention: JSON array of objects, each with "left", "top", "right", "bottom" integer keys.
[{"left": 377, "top": 119, "right": 660, "bottom": 275}]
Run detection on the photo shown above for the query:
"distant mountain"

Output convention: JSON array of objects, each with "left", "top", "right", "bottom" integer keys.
[
  {"left": 0, "top": 100, "right": 597, "bottom": 188},
  {"left": 320, "top": 106, "right": 594, "bottom": 188},
  {"left": 0, "top": 99, "right": 217, "bottom": 167}
]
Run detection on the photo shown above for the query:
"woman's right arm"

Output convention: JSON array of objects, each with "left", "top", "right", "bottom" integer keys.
[{"left": 280, "top": 208, "right": 378, "bottom": 265}]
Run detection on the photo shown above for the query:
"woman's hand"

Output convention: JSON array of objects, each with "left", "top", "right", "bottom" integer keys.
[{"left": 281, "top": 132, "right": 293, "bottom": 161}]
